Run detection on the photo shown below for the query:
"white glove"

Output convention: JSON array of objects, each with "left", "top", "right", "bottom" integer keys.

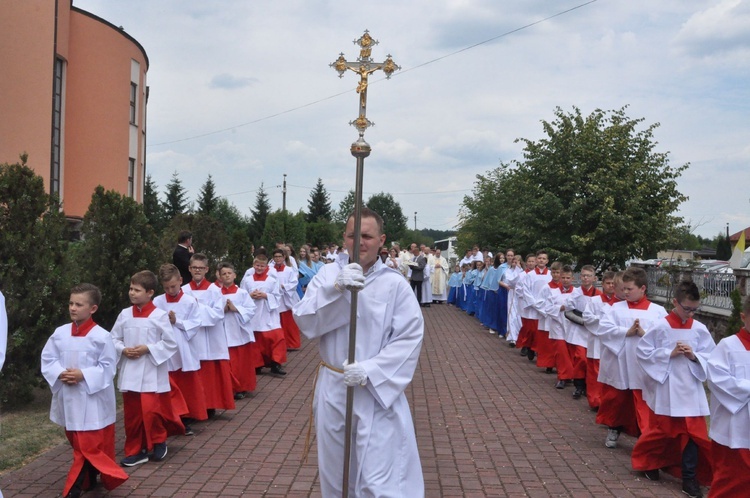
[
  {"left": 335, "top": 263, "right": 365, "bottom": 292},
  {"left": 343, "top": 360, "right": 368, "bottom": 387}
]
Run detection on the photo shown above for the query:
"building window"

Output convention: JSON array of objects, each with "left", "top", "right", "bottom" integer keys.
[
  {"left": 128, "top": 158, "right": 135, "bottom": 197},
  {"left": 51, "top": 58, "right": 64, "bottom": 196},
  {"left": 130, "top": 82, "right": 137, "bottom": 124}
]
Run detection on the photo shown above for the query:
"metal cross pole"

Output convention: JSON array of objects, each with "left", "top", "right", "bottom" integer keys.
[{"left": 330, "top": 30, "right": 399, "bottom": 498}]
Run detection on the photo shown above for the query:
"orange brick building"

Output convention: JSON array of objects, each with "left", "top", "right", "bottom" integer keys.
[{"left": 0, "top": 0, "right": 149, "bottom": 218}]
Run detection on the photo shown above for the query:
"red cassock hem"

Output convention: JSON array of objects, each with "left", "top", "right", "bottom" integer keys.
[
  {"left": 199, "top": 359, "right": 236, "bottom": 410},
  {"left": 169, "top": 369, "right": 208, "bottom": 421},
  {"left": 631, "top": 408, "right": 712, "bottom": 485},
  {"left": 586, "top": 358, "right": 602, "bottom": 409},
  {"left": 566, "top": 343, "right": 587, "bottom": 379},
  {"left": 279, "top": 310, "right": 301, "bottom": 349},
  {"left": 553, "top": 339, "right": 574, "bottom": 380},
  {"left": 63, "top": 425, "right": 128, "bottom": 496},
  {"left": 535, "top": 330, "right": 555, "bottom": 368},
  {"left": 254, "top": 328, "right": 288, "bottom": 365},
  {"left": 710, "top": 440, "right": 750, "bottom": 497},
  {"left": 122, "top": 392, "right": 185, "bottom": 457},
  {"left": 595, "top": 385, "right": 640, "bottom": 437},
  {"left": 517, "top": 318, "right": 538, "bottom": 349},
  {"left": 229, "top": 343, "right": 258, "bottom": 392}
]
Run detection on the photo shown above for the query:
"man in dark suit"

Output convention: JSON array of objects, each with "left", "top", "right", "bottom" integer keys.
[
  {"left": 173, "top": 230, "right": 194, "bottom": 284},
  {"left": 408, "top": 244, "right": 426, "bottom": 305}
]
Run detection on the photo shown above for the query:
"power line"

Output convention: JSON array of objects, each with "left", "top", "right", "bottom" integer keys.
[{"left": 149, "top": 0, "right": 598, "bottom": 147}]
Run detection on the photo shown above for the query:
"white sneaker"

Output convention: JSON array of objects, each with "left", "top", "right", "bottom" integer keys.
[
  {"left": 489, "top": 329, "right": 496, "bottom": 334},
  {"left": 605, "top": 429, "right": 620, "bottom": 448}
]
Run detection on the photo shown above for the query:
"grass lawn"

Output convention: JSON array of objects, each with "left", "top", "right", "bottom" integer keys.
[{"left": 0, "top": 387, "right": 66, "bottom": 474}]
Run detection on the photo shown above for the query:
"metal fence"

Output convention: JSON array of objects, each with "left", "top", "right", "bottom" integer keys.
[{"left": 643, "top": 265, "right": 736, "bottom": 312}]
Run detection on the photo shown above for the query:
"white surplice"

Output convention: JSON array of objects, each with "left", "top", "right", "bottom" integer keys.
[
  {"left": 153, "top": 293, "right": 203, "bottom": 372},
  {"left": 707, "top": 331, "right": 750, "bottom": 448}
]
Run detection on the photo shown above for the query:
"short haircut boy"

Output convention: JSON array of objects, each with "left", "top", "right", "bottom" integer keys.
[
  {"left": 622, "top": 267, "right": 648, "bottom": 288},
  {"left": 560, "top": 264, "right": 573, "bottom": 274},
  {"left": 550, "top": 261, "right": 563, "bottom": 271},
  {"left": 189, "top": 253, "right": 209, "bottom": 265},
  {"left": 131, "top": 270, "right": 158, "bottom": 293},
  {"left": 70, "top": 283, "right": 102, "bottom": 306},
  {"left": 217, "top": 261, "right": 235, "bottom": 272},
  {"left": 602, "top": 271, "right": 616, "bottom": 282},
  {"left": 347, "top": 207, "right": 385, "bottom": 235},
  {"left": 674, "top": 280, "right": 700, "bottom": 302},
  {"left": 581, "top": 265, "right": 596, "bottom": 274},
  {"left": 158, "top": 264, "right": 181, "bottom": 283}
]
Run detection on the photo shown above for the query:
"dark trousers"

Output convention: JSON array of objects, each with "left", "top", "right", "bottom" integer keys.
[
  {"left": 410, "top": 280, "right": 422, "bottom": 303},
  {"left": 682, "top": 438, "right": 698, "bottom": 480}
]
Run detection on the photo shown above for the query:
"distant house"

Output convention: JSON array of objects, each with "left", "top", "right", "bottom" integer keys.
[{"left": 1, "top": 0, "right": 149, "bottom": 221}]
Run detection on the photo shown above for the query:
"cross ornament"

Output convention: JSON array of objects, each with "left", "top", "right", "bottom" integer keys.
[{"left": 331, "top": 30, "right": 400, "bottom": 136}]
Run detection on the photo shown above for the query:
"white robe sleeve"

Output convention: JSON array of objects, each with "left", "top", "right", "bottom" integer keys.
[
  {"left": 293, "top": 266, "right": 353, "bottom": 338},
  {"left": 598, "top": 305, "right": 629, "bottom": 355},
  {"left": 80, "top": 332, "right": 118, "bottom": 395},
  {"left": 146, "top": 312, "right": 178, "bottom": 366},
  {"left": 708, "top": 337, "right": 750, "bottom": 415},
  {"left": 41, "top": 330, "right": 66, "bottom": 394}
]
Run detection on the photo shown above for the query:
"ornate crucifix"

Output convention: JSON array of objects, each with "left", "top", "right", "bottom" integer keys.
[{"left": 331, "top": 30, "right": 400, "bottom": 137}]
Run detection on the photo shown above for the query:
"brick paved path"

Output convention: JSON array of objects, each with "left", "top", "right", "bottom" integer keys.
[{"left": 1, "top": 304, "right": 690, "bottom": 497}]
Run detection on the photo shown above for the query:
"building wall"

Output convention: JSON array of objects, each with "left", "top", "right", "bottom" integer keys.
[
  {"left": 0, "top": 0, "right": 56, "bottom": 178},
  {"left": 64, "top": 7, "right": 148, "bottom": 216},
  {"left": 0, "top": 1, "right": 148, "bottom": 218}
]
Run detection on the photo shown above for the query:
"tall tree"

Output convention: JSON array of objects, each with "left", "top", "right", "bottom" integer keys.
[
  {"left": 0, "top": 158, "right": 69, "bottom": 405},
  {"left": 366, "top": 192, "right": 408, "bottom": 243},
  {"left": 333, "top": 190, "right": 356, "bottom": 224},
  {"left": 143, "top": 174, "right": 166, "bottom": 232},
  {"left": 306, "top": 178, "right": 332, "bottom": 223},
  {"left": 716, "top": 233, "right": 732, "bottom": 260},
  {"left": 459, "top": 106, "right": 688, "bottom": 268},
  {"left": 74, "top": 186, "right": 161, "bottom": 331},
  {"left": 197, "top": 174, "right": 219, "bottom": 216},
  {"left": 261, "top": 210, "right": 306, "bottom": 249},
  {"left": 249, "top": 183, "right": 271, "bottom": 243},
  {"left": 162, "top": 171, "right": 189, "bottom": 220}
]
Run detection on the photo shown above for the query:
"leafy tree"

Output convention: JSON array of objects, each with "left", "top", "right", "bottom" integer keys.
[
  {"left": 333, "top": 190, "right": 355, "bottom": 224},
  {"left": 74, "top": 186, "right": 161, "bottom": 330},
  {"left": 366, "top": 192, "right": 408, "bottom": 243},
  {"left": 212, "top": 197, "right": 248, "bottom": 234},
  {"left": 306, "top": 178, "right": 333, "bottom": 223},
  {"left": 459, "top": 106, "right": 688, "bottom": 268},
  {"left": 160, "top": 213, "right": 228, "bottom": 268},
  {"left": 306, "top": 220, "right": 341, "bottom": 249},
  {"left": 143, "top": 174, "right": 166, "bottom": 232},
  {"left": 399, "top": 229, "right": 434, "bottom": 249},
  {"left": 0, "top": 158, "right": 69, "bottom": 405},
  {"left": 249, "top": 183, "right": 271, "bottom": 243},
  {"left": 197, "top": 174, "right": 219, "bottom": 216},
  {"left": 225, "top": 228, "right": 255, "bottom": 277},
  {"left": 162, "top": 171, "right": 189, "bottom": 220},
  {"left": 261, "top": 210, "right": 306, "bottom": 249}
]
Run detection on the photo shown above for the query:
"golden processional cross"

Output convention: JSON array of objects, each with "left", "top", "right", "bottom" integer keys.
[{"left": 330, "top": 30, "right": 400, "bottom": 498}]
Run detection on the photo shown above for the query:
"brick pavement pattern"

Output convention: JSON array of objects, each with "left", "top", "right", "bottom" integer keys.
[{"left": 1, "top": 303, "right": 691, "bottom": 497}]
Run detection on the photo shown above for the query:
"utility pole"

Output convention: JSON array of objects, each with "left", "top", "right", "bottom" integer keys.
[
  {"left": 282, "top": 173, "right": 287, "bottom": 212},
  {"left": 414, "top": 211, "right": 417, "bottom": 231}
]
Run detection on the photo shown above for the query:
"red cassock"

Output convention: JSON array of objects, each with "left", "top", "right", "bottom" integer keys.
[
  {"left": 122, "top": 391, "right": 185, "bottom": 457},
  {"left": 199, "top": 359, "right": 236, "bottom": 410},
  {"left": 229, "top": 342, "right": 257, "bottom": 392},
  {"left": 710, "top": 441, "right": 750, "bottom": 497},
  {"left": 631, "top": 408, "right": 712, "bottom": 485},
  {"left": 63, "top": 425, "right": 128, "bottom": 497}
]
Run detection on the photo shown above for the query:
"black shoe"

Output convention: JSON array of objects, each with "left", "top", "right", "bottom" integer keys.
[
  {"left": 520, "top": 347, "right": 528, "bottom": 357},
  {"left": 508, "top": 341, "right": 516, "bottom": 348},
  {"left": 184, "top": 425, "right": 195, "bottom": 436},
  {"left": 121, "top": 449, "right": 149, "bottom": 467},
  {"left": 572, "top": 388, "right": 584, "bottom": 399},
  {"left": 527, "top": 351, "right": 536, "bottom": 362},
  {"left": 65, "top": 487, "right": 82, "bottom": 498},
  {"left": 270, "top": 364, "right": 287, "bottom": 376},
  {"left": 255, "top": 367, "right": 264, "bottom": 375},
  {"left": 682, "top": 478, "right": 702, "bottom": 498},
  {"left": 545, "top": 367, "right": 554, "bottom": 374},
  {"left": 234, "top": 391, "right": 247, "bottom": 400},
  {"left": 555, "top": 380, "right": 565, "bottom": 389},
  {"left": 150, "top": 442, "right": 168, "bottom": 462},
  {"left": 207, "top": 408, "right": 216, "bottom": 419},
  {"left": 643, "top": 469, "right": 660, "bottom": 481}
]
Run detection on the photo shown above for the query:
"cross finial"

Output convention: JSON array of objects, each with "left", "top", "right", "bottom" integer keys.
[{"left": 330, "top": 30, "right": 400, "bottom": 136}]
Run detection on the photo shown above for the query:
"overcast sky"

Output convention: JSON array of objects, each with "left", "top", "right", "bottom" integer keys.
[{"left": 74, "top": 0, "right": 750, "bottom": 240}]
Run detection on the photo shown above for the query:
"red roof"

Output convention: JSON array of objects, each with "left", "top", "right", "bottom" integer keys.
[{"left": 730, "top": 227, "right": 750, "bottom": 242}]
